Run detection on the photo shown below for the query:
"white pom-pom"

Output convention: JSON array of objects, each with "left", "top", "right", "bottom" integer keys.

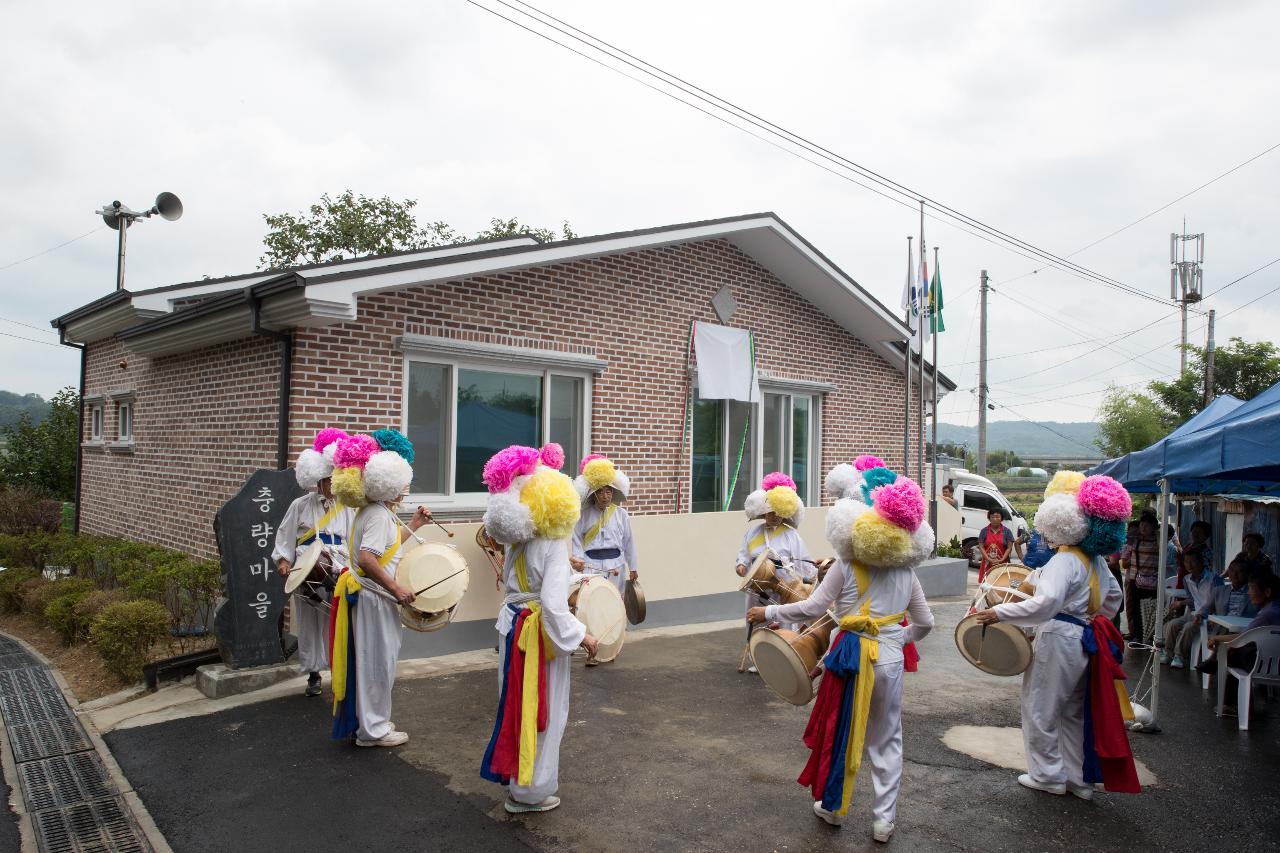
[
  {"left": 1035, "top": 493, "right": 1088, "bottom": 547},
  {"left": 909, "top": 520, "right": 936, "bottom": 566},
  {"left": 363, "top": 451, "right": 413, "bottom": 503},
  {"left": 744, "top": 489, "right": 768, "bottom": 520},
  {"left": 483, "top": 489, "right": 535, "bottom": 545},
  {"left": 825, "top": 464, "right": 863, "bottom": 502},
  {"left": 825, "top": 497, "right": 871, "bottom": 561},
  {"left": 790, "top": 498, "right": 805, "bottom": 526},
  {"left": 612, "top": 470, "right": 631, "bottom": 499},
  {"left": 295, "top": 448, "right": 331, "bottom": 491},
  {"left": 573, "top": 474, "right": 591, "bottom": 503},
  {"left": 323, "top": 443, "right": 338, "bottom": 464}
]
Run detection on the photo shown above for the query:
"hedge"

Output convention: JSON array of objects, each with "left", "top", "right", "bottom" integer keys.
[{"left": 90, "top": 600, "right": 170, "bottom": 682}]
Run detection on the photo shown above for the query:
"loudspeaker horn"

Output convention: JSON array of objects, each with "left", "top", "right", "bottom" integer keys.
[
  {"left": 102, "top": 200, "right": 124, "bottom": 230},
  {"left": 151, "top": 192, "right": 183, "bottom": 221}
]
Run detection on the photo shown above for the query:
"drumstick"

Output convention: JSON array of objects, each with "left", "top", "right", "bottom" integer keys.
[
  {"left": 431, "top": 518, "right": 455, "bottom": 538},
  {"left": 412, "top": 568, "right": 467, "bottom": 597},
  {"left": 976, "top": 623, "right": 987, "bottom": 666}
]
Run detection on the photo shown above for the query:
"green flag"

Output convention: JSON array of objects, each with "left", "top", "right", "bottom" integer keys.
[{"left": 929, "top": 262, "right": 945, "bottom": 334}]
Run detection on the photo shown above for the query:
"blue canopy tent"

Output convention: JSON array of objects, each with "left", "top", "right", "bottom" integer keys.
[{"left": 1085, "top": 381, "right": 1280, "bottom": 731}]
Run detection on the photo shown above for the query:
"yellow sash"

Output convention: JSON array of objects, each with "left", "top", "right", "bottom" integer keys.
[
  {"left": 298, "top": 500, "right": 344, "bottom": 546},
  {"left": 331, "top": 506, "right": 402, "bottom": 716},
  {"left": 582, "top": 504, "right": 617, "bottom": 548},
  {"left": 1055, "top": 546, "right": 1133, "bottom": 721},
  {"left": 747, "top": 522, "right": 769, "bottom": 554},
  {"left": 509, "top": 542, "right": 557, "bottom": 786}
]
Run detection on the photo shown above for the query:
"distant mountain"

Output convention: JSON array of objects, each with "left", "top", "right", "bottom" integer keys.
[
  {"left": 0, "top": 391, "right": 51, "bottom": 431},
  {"left": 935, "top": 421, "right": 1101, "bottom": 460}
]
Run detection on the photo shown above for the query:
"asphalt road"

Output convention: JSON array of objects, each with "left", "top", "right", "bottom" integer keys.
[{"left": 106, "top": 601, "right": 1279, "bottom": 852}]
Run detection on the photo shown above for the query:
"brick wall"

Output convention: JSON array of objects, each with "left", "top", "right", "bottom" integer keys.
[
  {"left": 289, "top": 238, "right": 921, "bottom": 516},
  {"left": 79, "top": 336, "right": 282, "bottom": 559}
]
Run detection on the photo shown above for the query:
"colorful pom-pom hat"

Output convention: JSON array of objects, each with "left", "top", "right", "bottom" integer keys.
[
  {"left": 824, "top": 458, "right": 934, "bottom": 571},
  {"left": 1033, "top": 471, "right": 1131, "bottom": 556},
  {"left": 294, "top": 428, "right": 348, "bottom": 491},
  {"left": 480, "top": 443, "right": 581, "bottom": 545},
  {"left": 744, "top": 472, "right": 805, "bottom": 525},
  {"left": 331, "top": 428, "right": 416, "bottom": 508},
  {"left": 573, "top": 454, "right": 631, "bottom": 505}
]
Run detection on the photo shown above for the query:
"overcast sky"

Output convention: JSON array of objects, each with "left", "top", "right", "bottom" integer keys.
[{"left": 4, "top": 1, "right": 1278, "bottom": 441}]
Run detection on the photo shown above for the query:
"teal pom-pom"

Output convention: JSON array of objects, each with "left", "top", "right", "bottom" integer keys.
[
  {"left": 1080, "top": 516, "right": 1126, "bottom": 557},
  {"left": 372, "top": 428, "right": 415, "bottom": 464},
  {"left": 860, "top": 466, "right": 897, "bottom": 504}
]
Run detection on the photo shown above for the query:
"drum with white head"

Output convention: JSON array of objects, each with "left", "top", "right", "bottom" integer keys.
[
  {"left": 954, "top": 613, "right": 1033, "bottom": 676},
  {"left": 395, "top": 543, "right": 470, "bottom": 632},
  {"left": 569, "top": 575, "right": 627, "bottom": 662}
]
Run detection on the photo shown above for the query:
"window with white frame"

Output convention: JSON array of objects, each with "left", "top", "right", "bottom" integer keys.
[
  {"left": 690, "top": 387, "right": 821, "bottom": 513},
  {"left": 405, "top": 358, "right": 590, "bottom": 501},
  {"left": 117, "top": 399, "right": 134, "bottom": 442},
  {"left": 88, "top": 403, "right": 103, "bottom": 443}
]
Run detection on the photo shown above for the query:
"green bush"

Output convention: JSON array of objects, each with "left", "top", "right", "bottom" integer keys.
[
  {"left": 0, "top": 567, "right": 39, "bottom": 613},
  {"left": 90, "top": 600, "right": 169, "bottom": 682},
  {"left": 0, "top": 486, "right": 62, "bottom": 535},
  {"left": 0, "top": 530, "right": 55, "bottom": 571},
  {"left": 74, "top": 589, "right": 129, "bottom": 629},
  {"left": 42, "top": 579, "right": 98, "bottom": 643},
  {"left": 938, "top": 536, "right": 966, "bottom": 559},
  {"left": 20, "top": 577, "right": 55, "bottom": 617}
]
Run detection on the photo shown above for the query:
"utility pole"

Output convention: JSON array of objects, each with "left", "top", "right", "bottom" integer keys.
[
  {"left": 1170, "top": 222, "right": 1204, "bottom": 373},
  {"left": 902, "top": 236, "right": 914, "bottom": 477},
  {"left": 977, "top": 269, "right": 989, "bottom": 476},
  {"left": 1205, "top": 309, "right": 1217, "bottom": 408}
]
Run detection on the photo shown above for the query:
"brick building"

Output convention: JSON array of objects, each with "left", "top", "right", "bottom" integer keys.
[{"left": 53, "top": 213, "right": 952, "bottom": 559}]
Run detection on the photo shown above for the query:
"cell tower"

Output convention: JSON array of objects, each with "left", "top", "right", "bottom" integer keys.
[{"left": 1170, "top": 222, "right": 1204, "bottom": 374}]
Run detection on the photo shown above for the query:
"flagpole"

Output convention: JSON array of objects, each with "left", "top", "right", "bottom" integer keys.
[
  {"left": 930, "top": 245, "right": 940, "bottom": 552},
  {"left": 902, "top": 235, "right": 913, "bottom": 477},
  {"left": 917, "top": 202, "right": 926, "bottom": 485}
]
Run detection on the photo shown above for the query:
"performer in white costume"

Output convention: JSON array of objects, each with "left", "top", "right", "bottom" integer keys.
[
  {"left": 273, "top": 428, "right": 356, "bottom": 696},
  {"left": 480, "top": 443, "right": 599, "bottom": 814},
  {"left": 976, "top": 471, "right": 1141, "bottom": 799},
  {"left": 749, "top": 457, "right": 934, "bottom": 843},
  {"left": 735, "top": 473, "right": 813, "bottom": 667},
  {"left": 570, "top": 454, "right": 639, "bottom": 596},
  {"left": 329, "top": 429, "right": 432, "bottom": 748}
]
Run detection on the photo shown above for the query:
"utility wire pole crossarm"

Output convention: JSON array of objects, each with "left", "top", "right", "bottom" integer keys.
[
  {"left": 1170, "top": 224, "right": 1205, "bottom": 374},
  {"left": 977, "top": 269, "right": 989, "bottom": 476}
]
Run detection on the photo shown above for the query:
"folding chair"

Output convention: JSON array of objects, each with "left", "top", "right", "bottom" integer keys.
[{"left": 1216, "top": 627, "right": 1280, "bottom": 731}]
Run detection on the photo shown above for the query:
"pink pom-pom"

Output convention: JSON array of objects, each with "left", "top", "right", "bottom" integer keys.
[
  {"left": 761, "top": 471, "right": 796, "bottom": 491},
  {"left": 333, "top": 433, "right": 378, "bottom": 469},
  {"left": 313, "top": 427, "right": 349, "bottom": 453},
  {"left": 1077, "top": 475, "right": 1132, "bottom": 522},
  {"left": 483, "top": 445, "right": 541, "bottom": 494},
  {"left": 874, "top": 478, "right": 926, "bottom": 532},
  {"left": 539, "top": 443, "right": 565, "bottom": 471},
  {"left": 579, "top": 453, "right": 607, "bottom": 474},
  {"left": 854, "top": 454, "right": 886, "bottom": 472}
]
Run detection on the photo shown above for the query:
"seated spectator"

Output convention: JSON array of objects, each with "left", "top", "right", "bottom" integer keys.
[
  {"left": 1196, "top": 573, "right": 1280, "bottom": 712},
  {"left": 1201, "top": 559, "right": 1261, "bottom": 624},
  {"left": 1175, "top": 520, "right": 1213, "bottom": 588},
  {"left": 941, "top": 484, "right": 956, "bottom": 508},
  {"left": 1161, "top": 552, "right": 1222, "bottom": 668},
  {"left": 1233, "top": 532, "right": 1274, "bottom": 579}
]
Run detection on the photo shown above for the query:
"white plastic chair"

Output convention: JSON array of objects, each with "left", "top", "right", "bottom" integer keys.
[
  {"left": 1216, "top": 627, "right": 1280, "bottom": 730},
  {"left": 1190, "top": 620, "right": 1210, "bottom": 690}
]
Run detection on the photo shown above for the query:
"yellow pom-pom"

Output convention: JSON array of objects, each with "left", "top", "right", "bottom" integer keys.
[
  {"left": 332, "top": 465, "right": 367, "bottom": 508},
  {"left": 766, "top": 486, "right": 801, "bottom": 519},
  {"left": 1044, "top": 470, "right": 1085, "bottom": 499},
  {"left": 851, "top": 512, "right": 912, "bottom": 567},
  {"left": 521, "top": 468, "right": 581, "bottom": 540},
  {"left": 583, "top": 458, "right": 617, "bottom": 492}
]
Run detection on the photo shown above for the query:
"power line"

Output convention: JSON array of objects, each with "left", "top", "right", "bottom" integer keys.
[
  {"left": 995, "top": 141, "right": 1280, "bottom": 288},
  {"left": 0, "top": 227, "right": 104, "bottom": 273},
  {"left": 987, "top": 398, "right": 1105, "bottom": 456},
  {"left": 0, "top": 329, "right": 67, "bottom": 349},
  {"left": 469, "top": 0, "right": 1177, "bottom": 307},
  {"left": 1203, "top": 254, "right": 1280, "bottom": 299},
  {"left": 0, "top": 316, "right": 57, "bottom": 336}
]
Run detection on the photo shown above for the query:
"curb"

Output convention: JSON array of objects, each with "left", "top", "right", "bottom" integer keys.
[{"left": 2, "top": 632, "right": 173, "bottom": 853}]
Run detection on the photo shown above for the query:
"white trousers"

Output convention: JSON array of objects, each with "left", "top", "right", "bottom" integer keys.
[
  {"left": 497, "top": 630, "right": 571, "bottom": 804},
  {"left": 1020, "top": 630, "right": 1088, "bottom": 786},
  {"left": 354, "top": 590, "right": 402, "bottom": 742},
  {"left": 292, "top": 595, "right": 330, "bottom": 674},
  {"left": 863, "top": 661, "right": 905, "bottom": 824}
]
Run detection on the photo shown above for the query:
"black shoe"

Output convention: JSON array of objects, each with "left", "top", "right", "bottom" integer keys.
[
  {"left": 1195, "top": 660, "right": 1215, "bottom": 675},
  {"left": 305, "top": 673, "right": 322, "bottom": 697}
]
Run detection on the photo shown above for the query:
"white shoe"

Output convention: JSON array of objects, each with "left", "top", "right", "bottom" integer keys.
[
  {"left": 812, "top": 801, "right": 843, "bottom": 826},
  {"left": 504, "top": 796, "right": 561, "bottom": 814},
  {"left": 1017, "top": 773, "right": 1065, "bottom": 795},
  {"left": 1067, "top": 782, "right": 1096, "bottom": 801},
  {"left": 356, "top": 730, "right": 409, "bottom": 747},
  {"left": 872, "top": 820, "right": 895, "bottom": 842},
  {"left": 747, "top": 665, "right": 758, "bottom": 674}
]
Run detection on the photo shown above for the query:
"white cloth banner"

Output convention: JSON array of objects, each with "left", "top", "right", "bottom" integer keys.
[{"left": 693, "top": 322, "right": 760, "bottom": 402}]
